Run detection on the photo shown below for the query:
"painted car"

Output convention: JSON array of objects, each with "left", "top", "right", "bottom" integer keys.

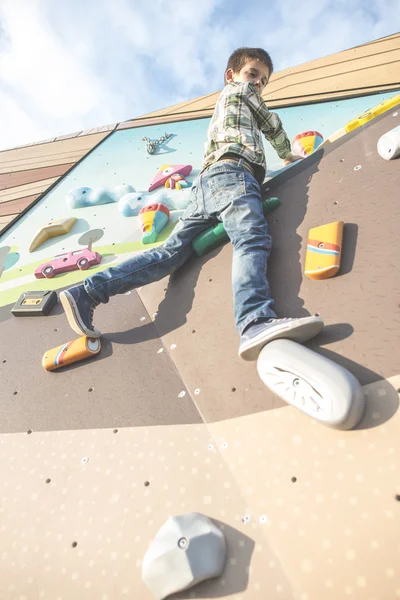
[{"left": 34, "top": 248, "right": 102, "bottom": 279}]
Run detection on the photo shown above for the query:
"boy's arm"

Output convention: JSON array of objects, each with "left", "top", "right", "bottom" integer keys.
[{"left": 244, "top": 83, "right": 301, "bottom": 163}]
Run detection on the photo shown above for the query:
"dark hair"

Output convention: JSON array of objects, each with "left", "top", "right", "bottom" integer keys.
[{"left": 225, "top": 47, "right": 273, "bottom": 83}]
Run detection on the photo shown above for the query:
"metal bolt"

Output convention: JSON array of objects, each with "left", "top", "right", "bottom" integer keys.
[{"left": 178, "top": 537, "right": 188, "bottom": 549}]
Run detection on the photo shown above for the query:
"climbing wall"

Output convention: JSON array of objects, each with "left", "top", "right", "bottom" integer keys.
[{"left": 0, "top": 99, "right": 400, "bottom": 599}]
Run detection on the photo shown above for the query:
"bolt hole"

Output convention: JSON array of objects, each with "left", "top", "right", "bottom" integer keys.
[
  {"left": 144, "top": 481, "right": 150, "bottom": 487},
  {"left": 2, "top": 360, "right": 6, "bottom": 363},
  {"left": 395, "top": 494, "right": 400, "bottom": 501},
  {"left": 13, "top": 391, "right": 17, "bottom": 395},
  {"left": 291, "top": 477, "right": 297, "bottom": 483},
  {"left": 314, "top": 313, "right": 320, "bottom": 317},
  {"left": 231, "top": 387, "right": 236, "bottom": 392},
  {"left": 27, "top": 429, "right": 32, "bottom": 435},
  {"left": 208, "top": 278, "right": 212, "bottom": 282},
  {"left": 113, "top": 429, "right": 118, "bottom": 434},
  {"left": 397, "top": 388, "right": 400, "bottom": 394},
  {"left": 333, "top": 201, "right": 338, "bottom": 205},
  {"left": 192, "top": 330, "right": 196, "bottom": 334},
  {"left": 71, "top": 541, "right": 78, "bottom": 548},
  {"left": 46, "top": 478, "right": 51, "bottom": 484},
  {"left": 54, "top": 328, "right": 58, "bottom": 332},
  {"left": 88, "top": 387, "right": 94, "bottom": 392}
]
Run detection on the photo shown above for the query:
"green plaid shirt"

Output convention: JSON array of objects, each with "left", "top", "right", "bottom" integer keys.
[{"left": 202, "top": 81, "right": 291, "bottom": 182}]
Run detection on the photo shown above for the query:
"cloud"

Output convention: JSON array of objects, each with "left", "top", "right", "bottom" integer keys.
[{"left": 0, "top": 0, "right": 398, "bottom": 151}]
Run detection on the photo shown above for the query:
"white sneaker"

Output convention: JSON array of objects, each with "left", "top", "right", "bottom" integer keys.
[{"left": 239, "top": 316, "right": 324, "bottom": 361}]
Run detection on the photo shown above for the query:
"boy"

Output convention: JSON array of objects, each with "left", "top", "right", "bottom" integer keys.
[{"left": 60, "top": 47, "right": 323, "bottom": 361}]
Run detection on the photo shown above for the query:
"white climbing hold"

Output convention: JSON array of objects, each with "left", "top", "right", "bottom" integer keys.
[
  {"left": 153, "top": 313, "right": 158, "bottom": 319},
  {"left": 353, "top": 165, "right": 362, "bottom": 171},
  {"left": 221, "top": 442, "right": 228, "bottom": 450},
  {"left": 142, "top": 512, "right": 226, "bottom": 600},
  {"left": 178, "top": 391, "right": 186, "bottom": 398},
  {"left": 170, "top": 344, "right": 176, "bottom": 350},
  {"left": 80, "top": 457, "right": 89, "bottom": 465},
  {"left": 140, "top": 316, "right": 146, "bottom": 321},
  {"left": 207, "top": 444, "right": 214, "bottom": 451},
  {"left": 194, "top": 388, "right": 201, "bottom": 395},
  {"left": 157, "top": 348, "right": 164, "bottom": 354},
  {"left": 259, "top": 515, "right": 269, "bottom": 524},
  {"left": 242, "top": 514, "right": 250, "bottom": 524}
]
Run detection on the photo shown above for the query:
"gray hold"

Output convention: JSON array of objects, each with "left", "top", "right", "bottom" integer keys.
[{"left": 142, "top": 512, "right": 226, "bottom": 599}]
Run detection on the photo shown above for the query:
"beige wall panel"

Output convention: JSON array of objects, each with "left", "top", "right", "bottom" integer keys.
[
  {"left": 0, "top": 178, "right": 58, "bottom": 204},
  {"left": 0, "top": 424, "right": 297, "bottom": 599},
  {"left": 0, "top": 133, "right": 109, "bottom": 174},
  {"left": 209, "top": 375, "right": 400, "bottom": 600}
]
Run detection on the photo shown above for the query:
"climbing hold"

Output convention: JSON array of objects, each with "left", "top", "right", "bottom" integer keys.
[
  {"left": 34, "top": 248, "right": 102, "bottom": 279},
  {"left": 112, "top": 183, "right": 135, "bottom": 199},
  {"left": 138, "top": 203, "right": 170, "bottom": 244},
  {"left": 377, "top": 126, "right": 400, "bottom": 160},
  {"left": 257, "top": 340, "right": 365, "bottom": 430},
  {"left": 148, "top": 163, "right": 192, "bottom": 192},
  {"left": 142, "top": 513, "right": 226, "bottom": 599},
  {"left": 29, "top": 217, "right": 77, "bottom": 252},
  {"left": 304, "top": 220, "right": 343, "bottom": 280},
  {"left": 11, "top": 290, "right": 57, "bottom": 317},
  {"left": 88, "top": 187, "right": 118, "bottom": 207},
  {"left": 118, "top": 192, "right": 146, "bottom": 217},
  {"left": 292, "top": 131, "right": 324, "bottom": 157},
  {"left": 42, "top": 336, "right": 101, "bottom": 371},
  {"left": 66, "top": 187, "right": 92, "bottom": 209},
  {"left": 345, "top": 93, "right": 400, "bottom": 133}
]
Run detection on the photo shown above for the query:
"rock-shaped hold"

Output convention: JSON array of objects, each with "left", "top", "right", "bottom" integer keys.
[{"left": 142, "top": 512, "right": 226, "bottom": 599}]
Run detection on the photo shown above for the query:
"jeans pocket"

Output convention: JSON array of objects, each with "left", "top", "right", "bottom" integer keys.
[{"left": 208, "top": 167, "right": 246, "bottom": 212}]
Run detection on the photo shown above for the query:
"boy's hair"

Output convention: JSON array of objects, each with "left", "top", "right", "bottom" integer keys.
[{"left": 225, "top": 47, "right": 274, "bottom": 83}]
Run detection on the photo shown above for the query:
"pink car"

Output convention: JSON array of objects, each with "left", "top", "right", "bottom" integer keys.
[{"left": 34, "top": 248, "right": 102, "bottom": 279}]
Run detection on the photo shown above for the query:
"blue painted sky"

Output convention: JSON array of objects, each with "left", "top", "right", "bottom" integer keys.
[{"left": 0, "top": 0, "right": 398, "bottom": 150}]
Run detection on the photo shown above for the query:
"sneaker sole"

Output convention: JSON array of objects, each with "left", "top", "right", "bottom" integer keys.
[
  {"left": 59, "top": 290, "right": 101, "bottom": 338},
  {"left": 239, "top": 317, "right": 324, "bottom": 361}
]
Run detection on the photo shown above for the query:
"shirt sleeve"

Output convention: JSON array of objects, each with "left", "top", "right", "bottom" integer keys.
[{"left": 243, "top": 83, "right": 292, "bottom": 159}]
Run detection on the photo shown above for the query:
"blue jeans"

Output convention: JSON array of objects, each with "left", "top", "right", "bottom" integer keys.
[{"left": 84, "top": 160, "right": 277, "bottom": 334}]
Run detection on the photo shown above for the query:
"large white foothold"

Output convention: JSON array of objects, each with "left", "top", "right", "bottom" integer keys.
[
  {"left": 142, "top": 512, "right": 226, "bottom": 599},
  {"left": 257, "top": 339, "right": 365, "bottom": 430}
]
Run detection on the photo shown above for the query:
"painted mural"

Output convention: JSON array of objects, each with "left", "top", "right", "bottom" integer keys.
[{"left": 0, "top": 89, "right": 399, "bottom": 309}]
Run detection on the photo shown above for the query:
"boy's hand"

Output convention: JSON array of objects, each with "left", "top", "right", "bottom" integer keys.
[{"left": 282, "top": 153, "right": 303, "bottom": 166}]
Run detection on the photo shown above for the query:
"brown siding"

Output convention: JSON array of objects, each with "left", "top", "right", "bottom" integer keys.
[
  {"left": 0, "top": 163, "right": 75, "bottom": 191},
  {"left": 0, "top": 194, "right": 40, "bottom": 217}
]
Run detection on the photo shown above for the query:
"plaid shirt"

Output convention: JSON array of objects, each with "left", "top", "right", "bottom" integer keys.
[{"left": 202, "top": 81, "right": 291, "bottom": 182}]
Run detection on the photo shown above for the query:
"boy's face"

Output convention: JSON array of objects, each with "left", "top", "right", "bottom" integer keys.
[{"left": 225, "top": 58, "right": 270, "bottom": 94}]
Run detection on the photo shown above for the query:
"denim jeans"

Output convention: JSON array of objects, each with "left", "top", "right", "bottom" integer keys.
[{"left": 84, "top": 160, "right": 277, "bottom": 334}]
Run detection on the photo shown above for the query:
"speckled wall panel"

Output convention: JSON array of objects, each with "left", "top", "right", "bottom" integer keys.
[
  {"left": 209, "top": 375, "right": 400, "bottom": 600},
  {"left": 136, "top": 106, "right": 400, "bottom": 423},
  {"left": 0, "top": 290, "right": 202, "bottom": 434},
  {"left": 0, "top": 424, "right": 296, "bottom": 600}
]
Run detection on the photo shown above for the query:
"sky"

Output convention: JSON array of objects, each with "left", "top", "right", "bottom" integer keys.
[{"left": 0, "top": 0, "right": 399, "bottom": 151}]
